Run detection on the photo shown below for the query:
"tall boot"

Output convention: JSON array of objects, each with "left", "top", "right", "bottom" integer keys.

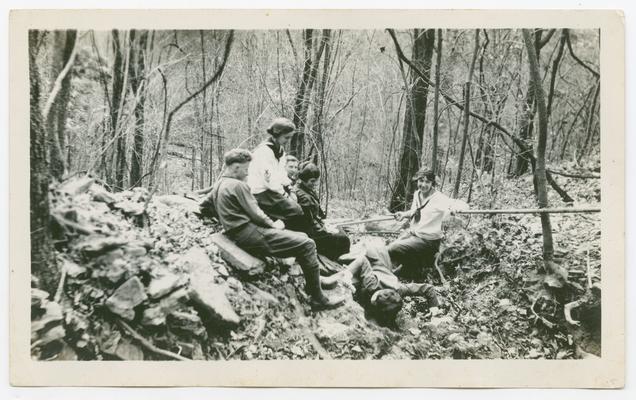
[{"left": 304, "top": 267, "right": 344, "bottom": 309}]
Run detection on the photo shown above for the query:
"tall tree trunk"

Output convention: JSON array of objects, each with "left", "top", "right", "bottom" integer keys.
[
  {"left": 514, "top": 30, "right": 543, "bottom": 177},
  {"left": 389, "top": 29, "right": 435, "bottom": 212},
  {"left": 431, "top": 29, "right": 442, "bottom": 174},
  {"left": 110, "top": 30, "right": 126, "bottom": 190},
  {"left": 453, "top": 29, "right": 480, "bottom": 198},
  {"left": 30, "top": 30, "right": 57, "bottom": 293},
  {"left": 522, "top": 29, "right": 559, "bottom": 275},
  {"left": 129, "top": 29, "right": 148, "bottom": 188},
  {"left": 46, "top": 30, "right": 77, "bottom": 180},
  {"left": 291, "top": 29, "right": 314, "bottom": 159},
  {"left": 291, "top": 30, "right": 327, "bottom": 160}
]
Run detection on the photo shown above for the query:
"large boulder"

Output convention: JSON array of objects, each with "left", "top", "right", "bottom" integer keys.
[{"left": 180, "top": 247, "right": 240, "bottom": 331}]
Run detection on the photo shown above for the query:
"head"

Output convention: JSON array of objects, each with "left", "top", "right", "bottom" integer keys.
[
  {"left": 412, "top": 168, "right": 437, "bottom": 196},
  {"left": 223, "top": 148, "right": 252, "bottom": 180},
  {"left": 285, "top": 155, "right": 299, "bottom": 181},
  {"left": 369, "top": 289, "right": 404, "bottom": 325},
  {"left": 267, "top": 117, "right": 296, "bottom": 147},
  {"left": 298, "top": 162, "right": 320, "bottom": 191}
]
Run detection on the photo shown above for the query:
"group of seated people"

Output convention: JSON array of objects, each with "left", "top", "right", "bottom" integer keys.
[{"left": 200, "top": 117, "right": 467, "bottom": 324}]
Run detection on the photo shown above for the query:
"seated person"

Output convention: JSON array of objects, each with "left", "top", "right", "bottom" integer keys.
[
  {"left": 247, "top": 118, "right": 304, "bottom": 231},
  {"left": 285, "top": 154, "right": 298, "bottom": 198},
  {"left": 202, "top": 148, "right": 344, "bottom": 309},
  {"left": 390, "top": 168, "right": 468, "bottom": 280},
  {"left": 294, "top": 163, "right": 351, "bottom": 261},
  {"left": 322, "top": 244, "right": 441, "bottom": 326}
]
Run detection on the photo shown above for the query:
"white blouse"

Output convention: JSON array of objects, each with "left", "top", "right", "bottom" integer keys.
[{"left": 247, "top": 141, "right": 292, "bottom": 195}]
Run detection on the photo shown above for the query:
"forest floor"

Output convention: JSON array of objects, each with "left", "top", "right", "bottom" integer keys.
[{"left": 31, "top": 169, "right": 601, "bottom": 361}]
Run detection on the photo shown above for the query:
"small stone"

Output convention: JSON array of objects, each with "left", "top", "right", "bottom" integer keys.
[
  {"left": 477, "top": 332, "right": 493, "bottom": 347},
  {"left": 115, "top": 340, "right": 144, "bottom": 360},
  {"left": 315, "top": 319, "right": 351, "bottom": 343},
  {"left": 408, "top": 328, "right": 421, "bottom": 336},
  {"left": 105, "top": 259, "right": 128, "bottom": 283},
  {"left": 125, "top": 245, "right": 147, "bottom": 257},
  {"left": 352, "top": 345, "right": 363, "bottom": 353},
  {"left": 214, "top": 263, "right": 229, "bottom": 277},
  {"left": 90, "top": 183, "right": 116, "bottom": 204},
  {"left": 147, "top": 273, "right": 184, "bottom": 299},
  {"left": 498, "top": 298, "right": 512, "bottom": 307},
  {"left": 63, "top": 259, "right": 87, "bottom": 278},
  {"left": 141, "top": 288, "right": 189, "bottom": 326},
  {"left": 31, "top": 288, "right": 50, "bottom": 309},
  {"left": 105, "top": 277, "right": 148, "bottom": 320},
  {"left": 528, "top": 349, "right": 543, "bottom": 359},
  {"left": 32, "top": 301, "right": 64, "bottom": 332},
  {"left": 79, "top": 237, "right": 127, "bottom": 257},
  {"left": 36, "top": 325, "right": 66, "bottom": 347},
  {"left": 167, "top": 311, "right": 207, "bottom": 339}
]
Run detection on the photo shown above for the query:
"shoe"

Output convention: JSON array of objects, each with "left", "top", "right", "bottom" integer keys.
[{"left": 310, "top": 293, "right": 345, "bottom": 310}]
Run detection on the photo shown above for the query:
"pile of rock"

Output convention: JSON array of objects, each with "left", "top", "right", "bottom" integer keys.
[{"left": 31, "top": 176, "right": 243, "bottom": 361}]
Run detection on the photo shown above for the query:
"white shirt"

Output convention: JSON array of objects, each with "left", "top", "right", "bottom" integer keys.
[
  {"left": 247, "top": 141, "right": 291, "bottom": 195},
  {"left": 407, "top": 189, "right": 468, "bottom": 240}
]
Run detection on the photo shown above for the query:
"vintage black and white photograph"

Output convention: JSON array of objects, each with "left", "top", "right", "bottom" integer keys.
[{"left": 25, "top": 24, "right": 606, "bottom": 363}]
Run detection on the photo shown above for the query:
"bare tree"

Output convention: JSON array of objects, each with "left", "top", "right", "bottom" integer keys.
[
  {"left": 30, "top": 30, "right": 58, "bottom": 293},
  {"left": 388, "top": 29, "right": 435, "bottom": 212},
  {"left": 452, "top": 29, "right": 480, "bottom": 198}
]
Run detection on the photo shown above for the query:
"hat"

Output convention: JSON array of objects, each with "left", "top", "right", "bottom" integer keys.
[
  {"left": 267, "top": 118, "right": 296, "bottom": 137},
  {"left": 411, "top": 168, "right": 437, "bottom": 183}
]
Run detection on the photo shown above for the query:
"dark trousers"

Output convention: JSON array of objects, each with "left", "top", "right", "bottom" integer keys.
[
  {"left": 387, "top": 233, "right": 441, "bottom": 279},
  {"left": 226, "top": 223, "right": 321, "bottom": 296},
  {"left": 313, "top": 231, "right": 351, "bottom": 261}
]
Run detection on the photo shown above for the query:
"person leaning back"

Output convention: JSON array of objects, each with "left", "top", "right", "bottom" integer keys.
[
  {"left": 389, "top": 168, "right": 468, "bottom": 280},
  {"left": 205, "top": 148, "right": 344, "bottom": 309}
]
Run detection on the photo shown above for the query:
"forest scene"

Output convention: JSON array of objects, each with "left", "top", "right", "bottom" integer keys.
[{"left": 29, "top": 28, "right": 602, "bottom": 361}]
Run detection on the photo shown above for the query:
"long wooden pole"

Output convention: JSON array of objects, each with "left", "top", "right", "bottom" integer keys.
[{"left": 334, "top": 207, "right": 600, "bottom": 227}]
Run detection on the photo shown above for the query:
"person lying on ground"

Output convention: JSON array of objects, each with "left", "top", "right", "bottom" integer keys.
[
  {"left": 247, "top": 117, "right": 304, "bottom": 231},
  {"left": 294, "top": 162, "right": 351, "bottom": 261},
  {"left": 389, "top": 168, "right": 468, "bottom": 280},
  {"left": 202, "top": 148, "right": 344, "bottom": 309},
  {"left": 322, "top": 243, "right": 441, "bottom": 326}
]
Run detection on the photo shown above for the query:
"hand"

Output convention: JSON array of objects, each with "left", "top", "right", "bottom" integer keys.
[
  {"left": 273, "top": 220, "right": 285, "bottom": 230},
  {"left": 394, "top": 211, "right": 407, "bottom": 221}
]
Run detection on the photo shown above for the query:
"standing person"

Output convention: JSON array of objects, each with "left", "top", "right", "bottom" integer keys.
[
  {"left": 203, "top": 148, "right": 344, "bottom": 309},
  {"left": 295, "top": 163, "right": 351, "bottom": 261},
  {"left": 247, "top": 118, "right": 304, "bottom": 230},
  {"left": 389, "top": 168, "right": 468, "bottom": 280}
]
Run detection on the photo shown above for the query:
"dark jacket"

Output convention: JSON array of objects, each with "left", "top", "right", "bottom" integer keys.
[{"left": 294, "top": 182, "right": 327, "bottom": 236}]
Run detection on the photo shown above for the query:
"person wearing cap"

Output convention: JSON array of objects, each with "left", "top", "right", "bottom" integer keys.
[
  {"left": 294, "top": 162, "right": 351, "bottom": 261},
  {"left": 203, "top": 148, "right": 344, "bottom": 309},
  {"left": 248, "top": 118, "right": 304, "bottom": 230},
  {"left": 321, "top": 242, "right": 441, "bottom": 326},
  {"left": 389, "top": 168, "right": 468, "bottom": 280}
]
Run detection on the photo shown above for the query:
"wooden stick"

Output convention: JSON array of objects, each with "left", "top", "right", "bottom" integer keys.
[
  {"left": 117, "top": 320, "right": 190, "bottom": 361},
  {"left": 456, "top": 207, "right": 600, "bottom": 215},
  {"left": 335, "top": 207, "right": 600, "bottom": 227}
]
